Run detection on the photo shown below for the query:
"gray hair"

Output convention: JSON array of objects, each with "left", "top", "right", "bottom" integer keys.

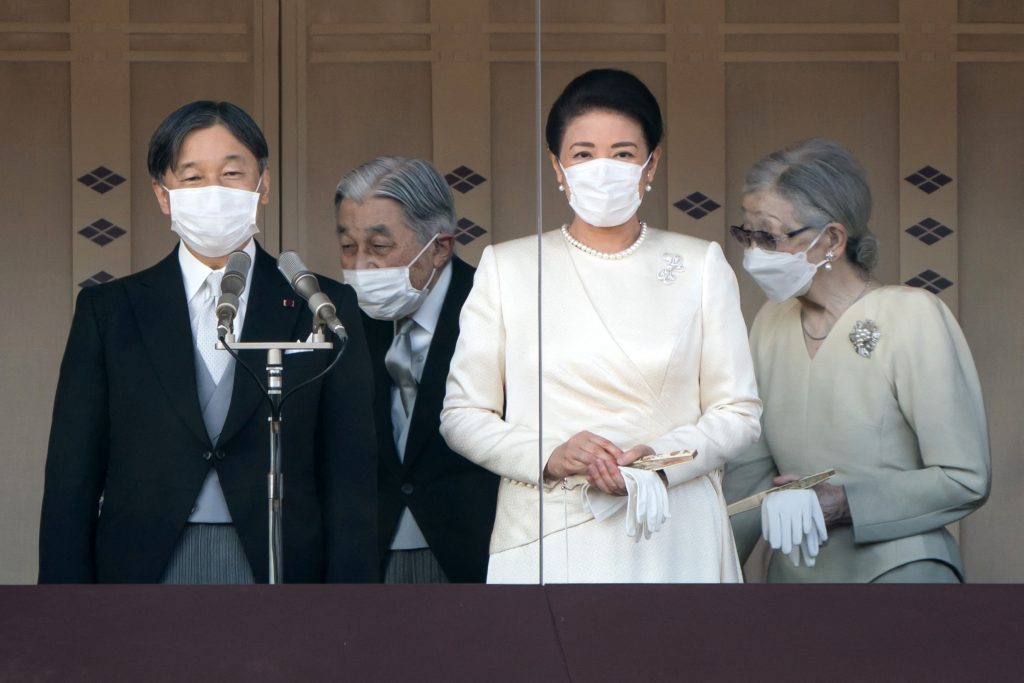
[
  {"left": 334, "top": 157, "right": 456, "bottom": 246},
  {"left": 743, "top": 138, "right": 878, "bottom": 272}
]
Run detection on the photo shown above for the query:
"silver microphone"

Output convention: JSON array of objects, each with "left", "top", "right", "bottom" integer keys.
[
  {"left": 276, "top": 251, "right": 348, "bottom": 342},
  {"left": 216, "top": 250, "right": 252, "bottom": 340}
]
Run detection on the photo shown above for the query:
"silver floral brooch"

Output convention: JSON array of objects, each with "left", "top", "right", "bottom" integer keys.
[
  {"left": 849, "top": 319, "right": 881, "bottom": 358},
  {"left": 658, "top": 253, "right": 684, "bottom": 284}
]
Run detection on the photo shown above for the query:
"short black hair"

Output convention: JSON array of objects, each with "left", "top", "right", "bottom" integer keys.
[
  {"left": 545, "top": 69, "right": 663, "bottom": 156},
  {"left": 146, "top": 100, "right": 269, "bottom": 181}
]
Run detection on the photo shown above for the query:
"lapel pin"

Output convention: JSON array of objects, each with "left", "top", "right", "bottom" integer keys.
[{"left": 283, "top": 298, "right": 296, "bottom": 308}]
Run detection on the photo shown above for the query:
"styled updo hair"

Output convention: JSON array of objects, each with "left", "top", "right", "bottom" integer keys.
[
  {"left": 743, "top": 138, "right": 878, "bottom": 272},
  {"left": 545, "top": 68, "right": 664, "bottom": 157}
]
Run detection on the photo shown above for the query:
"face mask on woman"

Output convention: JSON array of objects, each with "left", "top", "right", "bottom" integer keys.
[
  {"left": 166, "top": 178, "right": 262, "bottom": 258},
  {"left": 560, "top": 154, "right": 651, "bottom": 228},
  {"left": 343, "top": 234, "right": 438, "bottom": 321},
  {"left": 742, "top": 228, "right": 829, "bottom": 302}
]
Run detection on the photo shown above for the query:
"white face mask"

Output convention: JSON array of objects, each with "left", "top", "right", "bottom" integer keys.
[
  {"left": 742, "top": 228, "right": 828, "bottom": 302},
  {"left": 165, "top": 179, "right": 262, "bottom": 258},
  {"left": 343, "top": 234, "right": 438, "bottom": 321},
  {"left": 560, "top": 154, "right": 651, "bottom": 228}
]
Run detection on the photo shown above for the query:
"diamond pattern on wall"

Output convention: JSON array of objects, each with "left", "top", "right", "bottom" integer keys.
[
  {"left": 673, "top": 192, "right": 721, "bottom": 220},
  {"left": 905, "top": 269, "right": 954, "bottom": 294},
  {"left": 905, "top": 218, "right": 953, "bottom": 246},
  {"left": 904, "top": 166, "right": 952, "bottom": 194},
  {"left": 454, "top": 217, "right": 487, "bottom": 245},
  {"left": 78, "top": 218, "right": 126, "bottom": 246},
  {"left": 77, "top": 166, "right": 126, "bottom": 194},
  {"left": 445, "top": 166, "right": 487, "bottom": 194},
  {"left": 78, "top": 271, "right": 116, "bottom": 288}
]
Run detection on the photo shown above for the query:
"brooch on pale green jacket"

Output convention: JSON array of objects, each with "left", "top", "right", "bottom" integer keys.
[{"left": 849, "top": 319, "right": 881, "bottom": 358}]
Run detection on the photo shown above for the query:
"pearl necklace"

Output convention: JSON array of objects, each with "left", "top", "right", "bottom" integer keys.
[{"left": 561, "top": 222, "right": 648, "bottom": 260}]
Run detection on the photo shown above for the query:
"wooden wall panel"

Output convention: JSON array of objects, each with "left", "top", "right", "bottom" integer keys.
[
  {"left": 70, "top": 0, "right": 131, "bottom": 305},
  {"left": 430, "top": 0, "right": 494, "bottom": 266},
  {"left": 1, "top": 1, "right": 71, "bottom": 584},
  {"left": 899, "top": 0, "right": 959, "bottom": 313},
  {"left": 0, "top": 60, "right": 72, "bottom": 584},
  {"left": 956, "top": 61, "right": 1024, "bottom": 582},
  {"left": 667, "top": 0, "right": 725, "bottom": 244},
  {"left": 490, "top": 61, "right": 541, "bottom": 244}
]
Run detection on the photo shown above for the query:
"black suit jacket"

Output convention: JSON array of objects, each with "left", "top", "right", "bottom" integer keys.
[
  {"left": 365, "top": 257, "right": 498, "bottom": 582},
  {"left": 38, "top": 243, "right": 377, "bottom": 583}
]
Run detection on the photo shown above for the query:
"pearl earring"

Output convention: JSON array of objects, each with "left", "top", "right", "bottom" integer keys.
[
  {"left": 645, "top": 184, "right": 652, "bottom": 192},
  {"left": 558, "top": 184, "right": 564, "bottom": 192},
  {"left": 824, "top": 249, "right": 835, "bottom": 272}
]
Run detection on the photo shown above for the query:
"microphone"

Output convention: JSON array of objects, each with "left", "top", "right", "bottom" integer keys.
[
  {"left": 216, "top": 250, "right": 252, "bottom": 340},
  {"left": 277, "top": 251, "right": 348, "bottom": 342}
]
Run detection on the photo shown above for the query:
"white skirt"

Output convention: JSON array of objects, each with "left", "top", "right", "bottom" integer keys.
[{"left": 487, "top": 473, "right": 742, "bottom": 584}]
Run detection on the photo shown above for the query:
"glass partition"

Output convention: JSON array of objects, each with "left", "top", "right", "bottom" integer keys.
[{"left": 3, "top": 0, "right": 1013, "bottom": 587}]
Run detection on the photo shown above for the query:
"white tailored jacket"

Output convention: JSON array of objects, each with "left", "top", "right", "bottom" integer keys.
[{"left": 440, "top": 228, "right": 762, "bottom": 554}]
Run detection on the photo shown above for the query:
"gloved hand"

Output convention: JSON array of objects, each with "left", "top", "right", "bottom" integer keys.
[
  {"left": 622, "top": 468, "right": 671, "bottom": 540},
  {"left": 761, "top": 489, "right": 828, "bottom": 567}
]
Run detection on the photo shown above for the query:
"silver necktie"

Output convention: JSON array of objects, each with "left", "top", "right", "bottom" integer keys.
[
  {"left": 385, "top": 319, "right": 417, "bottom": 417},
  {"left": 195, "top": 271, "right": 230, "bottom": 384}
]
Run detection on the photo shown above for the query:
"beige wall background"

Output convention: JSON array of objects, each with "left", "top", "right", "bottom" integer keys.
[{"left": 1, "top": 0, "right": 1020, "bottom": 583}]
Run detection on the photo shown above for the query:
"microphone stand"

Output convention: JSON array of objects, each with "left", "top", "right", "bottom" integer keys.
[{"left": 217, "top": 327, "right": 333, "bottom": 585}]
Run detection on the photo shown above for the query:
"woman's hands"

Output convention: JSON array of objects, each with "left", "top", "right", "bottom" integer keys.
[
  {"left": 546, "top": 433, "right": 652, "bottom": 495},
  {"left": 773, "top": 474, "right": 851, "bottom": 527}
]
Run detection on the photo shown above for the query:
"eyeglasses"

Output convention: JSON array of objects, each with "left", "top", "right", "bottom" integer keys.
[{"left": 729, "top": 224, "right": 824, "bottom": 251}]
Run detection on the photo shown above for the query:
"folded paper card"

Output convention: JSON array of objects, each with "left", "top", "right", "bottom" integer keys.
[{"left": 627, "top": 450, "right": 696, "bottom": 472}]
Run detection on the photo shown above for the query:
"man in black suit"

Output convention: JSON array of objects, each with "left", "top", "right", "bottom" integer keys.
[
  {"left": 336, "top": 157, "right": 498, "bottom": 583},
  {"left": 39, "top": 101, "right": 377, "bottom": 583}
]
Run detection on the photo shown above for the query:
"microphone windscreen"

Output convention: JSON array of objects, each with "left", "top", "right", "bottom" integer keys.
[
  {"left": 225, "top": 250, "right": 251, "bottom": 275},
  {"left": 277, "top": 251, "right": 322, "bottom": 301},
  {"left": 221, "top": 251, "right": 251, "bottom": 296},
  {"left": 276, "top": 251, "right": 308, "bottom": 286}
]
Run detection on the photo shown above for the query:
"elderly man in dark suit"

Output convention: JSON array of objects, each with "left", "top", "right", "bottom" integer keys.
[
  {"left": 39, "top": 100, "right": 377, "bottom": 583},
  {"left": 336, "top": 157, "right": 498, "bottom": 583}
]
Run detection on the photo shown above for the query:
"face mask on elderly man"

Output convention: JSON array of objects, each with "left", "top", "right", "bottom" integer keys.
[
  {"left": 343, "top": 234, "right": 438, "bottom": 321},
  {"left": 742, "top": 228, "right": 830, "bottom": 302},
  {"left": 165, "top": 179, "right": 262, "bottom": 257},
  {"left": 560, "top": 154, "right": 652, "bottom": 227}
]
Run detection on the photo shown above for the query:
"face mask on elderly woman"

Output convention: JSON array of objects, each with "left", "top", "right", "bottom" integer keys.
[
  {"left": 742, "top": 228, "right": 829, "bottom": 302},
  {"left": 560, "top": 154, "right": 652, "bottom": 228}
]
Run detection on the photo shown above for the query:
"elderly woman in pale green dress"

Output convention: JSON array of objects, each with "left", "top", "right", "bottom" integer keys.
[{"left": 725, "top": 138, "right": 991, "bottom": 583}]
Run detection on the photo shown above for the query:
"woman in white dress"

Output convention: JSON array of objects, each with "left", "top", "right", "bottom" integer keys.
[
  {"left": 724, "top": 138, "right": 990, "bottom": 582},
  {"left": 440, "top": 69, "right": 762, "bottom": 583}
]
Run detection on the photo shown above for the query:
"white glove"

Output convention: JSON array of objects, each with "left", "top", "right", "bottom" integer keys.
[
  {"left": 622, "top": 468, "right": 671, "bottom": 540},
  {"left": 582, "top": 484, "right": 628, "bottom": 521},
  {"left": 761, "top": 489, "right": 828, "bottom": 568}
]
